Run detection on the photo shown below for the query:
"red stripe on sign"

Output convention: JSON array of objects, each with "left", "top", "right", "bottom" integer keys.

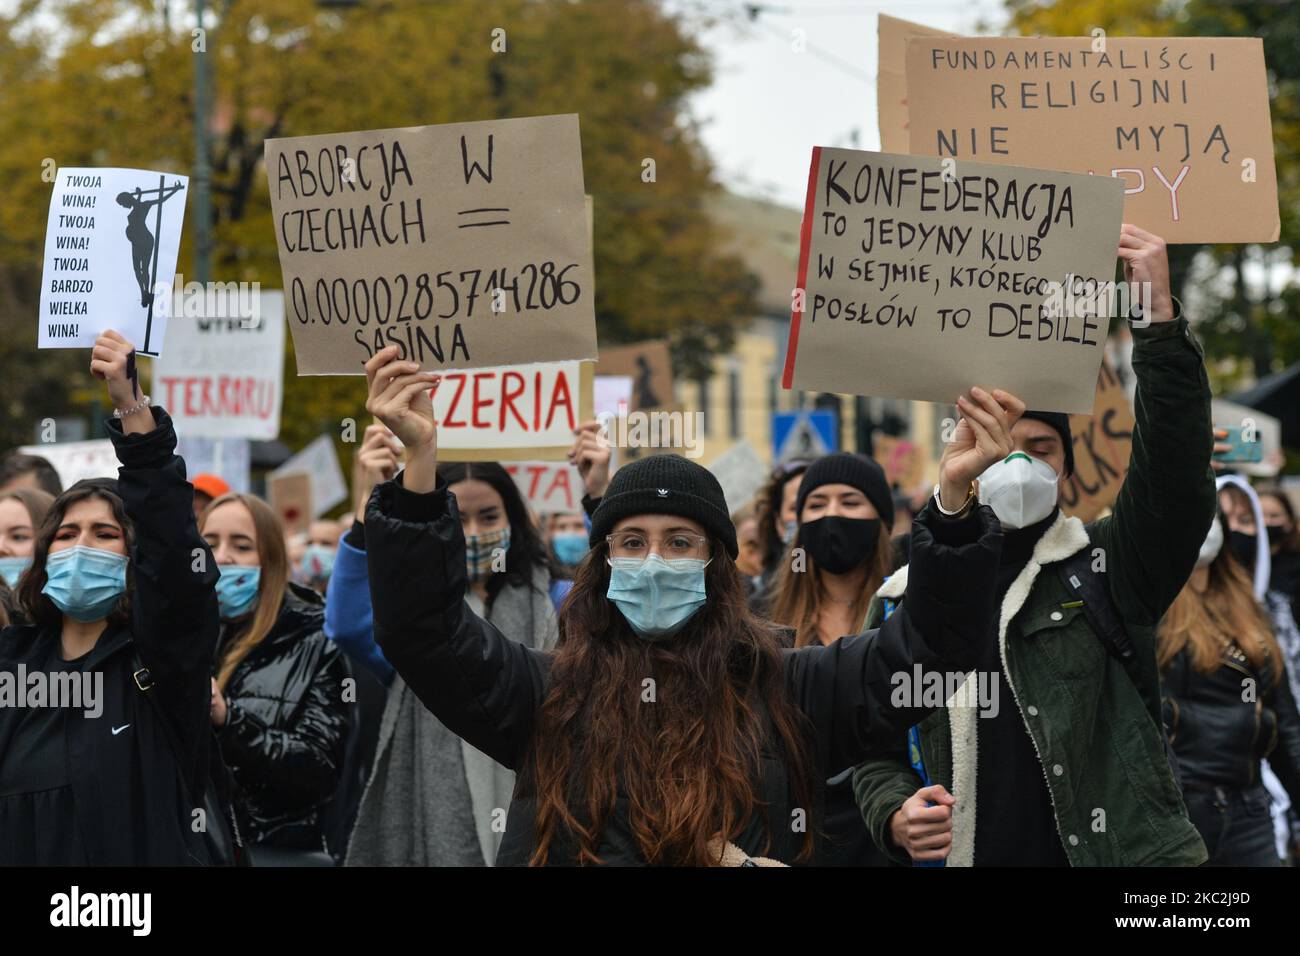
[{"left": 782, "top": 145, "right": 822, "bottom": 390}]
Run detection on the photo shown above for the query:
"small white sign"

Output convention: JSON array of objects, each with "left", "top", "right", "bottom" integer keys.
[
  {"left": 153, "top": 291, "right": 285, "bottom": 440},
  {"left": 39, "top": 167, "right": 189, "bottom": 356},
  {"left": 19, "top": 440, "right": 117, "bottom": 488}
]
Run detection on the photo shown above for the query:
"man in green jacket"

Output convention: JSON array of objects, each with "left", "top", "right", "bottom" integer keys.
[{"left": 853, "top": 224, "right": 1215, "bottom": 866}]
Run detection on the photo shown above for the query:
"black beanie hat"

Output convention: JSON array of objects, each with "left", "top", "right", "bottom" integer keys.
[
  {"left": 795, "top": 453, "right": 895, "bottom": 531},
  {"left": 589, "top": 454, "right": 738, "bottom": 558},
  {"left": 1020, "top": 411, "right": 1075, "bottom": 478}
]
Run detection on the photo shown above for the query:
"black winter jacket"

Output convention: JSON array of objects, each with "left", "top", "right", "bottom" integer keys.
[
  {"left": 1163, "top": 644, "right": 1300, "bottom": 801},
  {"left": 0, "top": 409, "right": 220, "bottom": 865},
  {"left": 215, "top": 584, "right": 350, "bottom": 849},
  {"left": 366, "top": 472, "right": 1003, "bottom": 866}
]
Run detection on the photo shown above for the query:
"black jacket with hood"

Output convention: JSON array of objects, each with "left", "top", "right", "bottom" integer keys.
[
  {"left": 0, "top": 408, "right": 220, "bottom": 865},
  {"left": 366, "top": 471, "right": 1003, "bottom": 866},
  {"left": 215, "top": 583, "right": 350, "bottom": 850}
]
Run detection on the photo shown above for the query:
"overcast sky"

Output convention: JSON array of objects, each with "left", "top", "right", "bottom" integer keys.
[{"left": 687, "top": 0, "right": 1010, "bottom": 208}]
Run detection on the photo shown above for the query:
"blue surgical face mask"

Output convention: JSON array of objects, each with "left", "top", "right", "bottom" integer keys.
[
  {"left": 297, "top": 544, "right": 336, "bottom": 582},
  {"left": 41, "top": 545, "right": 129, "bottom": 623},
  {"left": 551, "top": 532, "right": 589, "bottom": 567},
  {"left": 0, "top": 555, "right": 32, "bottom": 589},
  {"left": 216, "top": 564, "right": 261, "bottom": 620},
  {"left": 606, "top": 554, "right": 708, "bottom": 641},
  {"left": 781, "top": 519, "right": 798, "bottom": 545}
]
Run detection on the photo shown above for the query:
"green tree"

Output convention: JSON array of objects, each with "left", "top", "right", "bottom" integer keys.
[{"left": 0, "top": 0, "right": 756, "bottom": 472}]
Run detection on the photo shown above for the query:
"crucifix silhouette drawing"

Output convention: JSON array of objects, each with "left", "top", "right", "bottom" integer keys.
[{"left": 115, "top": 176, "right": 183, "bottom": 354}]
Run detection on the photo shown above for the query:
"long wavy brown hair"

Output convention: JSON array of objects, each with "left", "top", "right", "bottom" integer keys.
[
  {"left": 1158, "top": 515, "right": 1282, "bottom": 681},
  {"left": 520, "top": 535, "right": 817, "bottom": 866},
  {"left": 768, "top": 523, "right": 892, "bottom": 648},
  {"left": 200, "top": 493, "right": 290, "bottom": 692}
]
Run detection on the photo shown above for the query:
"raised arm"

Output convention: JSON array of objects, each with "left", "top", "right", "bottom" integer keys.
[
  {"left": 1095, "top": 225, "right": 1216, "bottom": 626},
  {"left": 93, "top": 330, "right": 220, "bottom": 791},
  {"left": 363, "top": 347, "right": 548, "bottom": 769},
  {"left": 322, "top": 424, "right": 403, "bottom": 684}
]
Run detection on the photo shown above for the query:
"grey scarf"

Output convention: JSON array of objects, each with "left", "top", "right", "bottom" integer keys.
[{"left": 345, "top": 568, "right": 558, "bottom": 866}]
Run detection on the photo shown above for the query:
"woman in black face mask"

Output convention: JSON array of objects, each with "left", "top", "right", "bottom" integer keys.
[
  {"left": 769, "top": 453, "right": 894, "bottom": 649},
  {"left": 1260, "top": 489, "right": 1300, "bottom": 628},
  {"left": 768, "top": 452, "right": 896, "bottom": 867}
]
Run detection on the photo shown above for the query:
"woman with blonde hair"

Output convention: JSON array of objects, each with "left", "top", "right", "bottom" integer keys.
[
  {"left": 0, "top": 487, "right": 54, "bottom": 626},
  {"left": 201, "top": 492, "right": 350, "bottom": 864},
  {"left": 1158, "top": 509, "right": 1300, "bottom": 865}
]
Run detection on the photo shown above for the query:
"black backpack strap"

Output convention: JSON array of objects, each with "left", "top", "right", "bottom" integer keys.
[
  {"left": 128, "top": 647, "right": 248, "bottom": 865},
  {"left": 1053, "top": 551, "right": 1184, "bottom": 793},
  {"left": 1056, "top": 550, "right": 1135, "bottom": 664}
]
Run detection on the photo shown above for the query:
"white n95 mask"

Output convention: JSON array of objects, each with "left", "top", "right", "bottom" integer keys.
[
  {"left": 1196, "top": 518, "right": 1224, "bottom": 568},
  {"left": 977, "top": 452, "right": 1059, "bottom": 530}
]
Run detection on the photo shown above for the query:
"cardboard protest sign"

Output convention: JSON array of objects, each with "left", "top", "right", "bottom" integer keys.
[
  {"left": 904, "top": 36, "right": 1279, "bottom": 243},
  {"left": 707, "top": 441, "right": 768, "bottom": 516},
  {"left": 1060, "top": 357, "right": 1135, "bottom": 521},
  {"left": 264, "top": 114, "right": 597, "bottom": 375},
  {"left": 596, "top": 340, "right": 675, "bottom": 411},
  {"left": 173, "top": 437, "right": 251, "bottom": 494},
  {"left": 434, "top": 360, "right": 593, "bottom": 462},
  {"left": 270, "top": 435, "right": 348, "bottom": 517},
  {"left": 269, "top": 472, "right": 313, "bottom": 537},
  {"left": 876, "top": 14, "right": 956, "bottom": 154},
  {"left": 874, "top": 434, "right": 928, "bottom": 492},
  {"left": 152, "top": 291, "right": 286, "bottom": 440},
  {"left": 782, "top": 149, "right": 1126, "bottom": 414},
  {"left": 18, "top": 440, "right": 117, "bottom": 488},
  {"left": 504, "top": 461, "right": 585, "bottom": 515},
  {"left": 39, "top": 167, "right": 189, "bottom": 355}
]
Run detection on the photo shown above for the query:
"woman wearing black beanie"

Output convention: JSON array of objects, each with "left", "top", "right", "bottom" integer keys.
[
  {"left": 356, "top": 347, "right": 1007, "bottom": 866},
  {"left": 770, "top": 453, "right": 896, "bottom": 650},
  {"left": 767, "top": 452, "right": 898, "bottom": 865}
]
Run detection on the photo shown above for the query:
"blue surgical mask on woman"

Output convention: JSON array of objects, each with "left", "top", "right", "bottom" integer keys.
[
  {"left": 41, "top": 545, "right": 129, "bottom": 623},
  {"left": 551, "top": 532, "right": 588, "bottom": 567},
  {"left": 216, "top": 564, "right": 261, "bottom": 620},
  {"left": 297, "top": 544, "right": 336, "bottom": 582},
  {"left": 0, "top": 555, "right": 31, "bottom": 588},
  {"left": 606, "top": 554, "right": 708, "bottom": 641}
]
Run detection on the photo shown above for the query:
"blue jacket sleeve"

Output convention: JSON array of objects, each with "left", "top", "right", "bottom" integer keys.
[{"left": 323, "top": 530, "right": 394, "bottom": 685}]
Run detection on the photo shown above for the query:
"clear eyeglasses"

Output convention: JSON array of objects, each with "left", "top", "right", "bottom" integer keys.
[{"left": 604, "top": 530, "right": 712, "bottom": 563}]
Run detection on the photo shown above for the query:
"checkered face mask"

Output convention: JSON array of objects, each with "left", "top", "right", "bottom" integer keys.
[{"left": 465, "top": 526, "right": 511, "bottom": 582}]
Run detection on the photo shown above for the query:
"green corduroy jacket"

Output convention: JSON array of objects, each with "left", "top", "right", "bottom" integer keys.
[{"left": 853, "top": 316, "right": 1215, "bottom": 867}]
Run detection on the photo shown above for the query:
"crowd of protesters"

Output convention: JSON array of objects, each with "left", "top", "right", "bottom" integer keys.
[{"left": 3, "top": 227, "right": 1300, "bottom": 867}]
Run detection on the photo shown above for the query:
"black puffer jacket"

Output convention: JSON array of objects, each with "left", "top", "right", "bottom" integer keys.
[
  {"left": 367, "top": 472, "right": 1003, "bottom": 866},
  {"left": 1163, "top": 643, "right": 1300, "bottom": 801},
  {"left": 215, "top": 584, "right": 350, "bottom": 850}
]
